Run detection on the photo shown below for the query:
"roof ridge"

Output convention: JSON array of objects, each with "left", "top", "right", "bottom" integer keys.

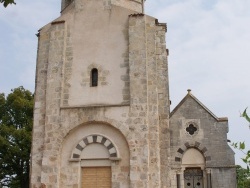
[{"left": 170, "top": 89, "right": 228, "bottom": 122}]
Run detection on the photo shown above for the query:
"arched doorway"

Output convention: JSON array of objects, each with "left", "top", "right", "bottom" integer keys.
[
  {"left": 182, "top": 148, "right": 205, "bottom": 188},
  {"left": 70, "top": 134, "right": 119, "bottom": 188},
  {"left": 59, "top": 123, "right": 130, "bottom": 188},
  {"left": 79, "top": 138, "right": 114, "bottom": 188}
]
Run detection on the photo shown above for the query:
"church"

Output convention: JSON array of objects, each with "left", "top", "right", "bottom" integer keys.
[{"left": 30, "top": 0, "right": 236, "bottom": 187}]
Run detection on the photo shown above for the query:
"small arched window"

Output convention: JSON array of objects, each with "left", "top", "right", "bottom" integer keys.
[{"left": 91, "top": 68, "right": 98, "bottom": 87}]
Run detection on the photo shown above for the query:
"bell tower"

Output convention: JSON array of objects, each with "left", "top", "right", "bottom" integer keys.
[
  {"left": 30, "top": 0, "right": 170, "bottom": 187},
  {"left": 31, "top": 0, "right": 237, "bottom": 187}
]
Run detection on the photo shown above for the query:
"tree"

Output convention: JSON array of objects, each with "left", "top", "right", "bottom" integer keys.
[
  {"left": 241, "top": 108, "right": 250, "bottom": 169},
  {"left": 0, "top": 0, "right": 16, "bottom": 8},
  {"left": 236, "top": 165, "right": 250, "bottom": 188},
  {"left": 232, "top": 108, "right": 250, "bottom": 171},
  {"left": 0, "top": 87, "right": 33, "bottom": 188}
]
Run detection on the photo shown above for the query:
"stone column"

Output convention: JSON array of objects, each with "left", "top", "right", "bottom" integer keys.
[
  {"left": 176, "top": 173, "right": 181, "bottom": 188},
  {"left": 206, "top": 169, "right": 212, "bottom": 188}
]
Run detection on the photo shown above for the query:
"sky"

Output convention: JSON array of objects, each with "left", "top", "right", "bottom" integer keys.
[{"left": 0, "top": 0, "right": 250, "bottom": 167}]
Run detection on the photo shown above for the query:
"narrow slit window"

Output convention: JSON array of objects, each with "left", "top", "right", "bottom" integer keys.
[{"left": 91, "top": 68, "right": 98, "bottom": 87}]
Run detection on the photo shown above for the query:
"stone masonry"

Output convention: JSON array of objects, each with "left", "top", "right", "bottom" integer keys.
[
  {"left": 30, "top": 0, "right": 236, "bottom": 187},
  {"left": 169, "top": 91, "right": 236, "bottom": 188}
]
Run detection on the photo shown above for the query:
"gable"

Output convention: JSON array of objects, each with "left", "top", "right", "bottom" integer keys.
[{"left": 170, "top": 90, "right": 227, "bottom": 122}]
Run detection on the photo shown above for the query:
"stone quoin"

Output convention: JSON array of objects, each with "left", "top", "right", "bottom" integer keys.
[{"left": 30, "top": 0, "right": 236, "bottom": 187}]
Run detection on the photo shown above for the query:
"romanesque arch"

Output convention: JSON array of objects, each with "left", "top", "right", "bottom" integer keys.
[
  {"left": 174, "top": 142, "right": 212, "bottom": 188},
  {"left": 59, "top": 122, "right": 130, "bottom": 187},
  {"left": 71, "top": 134, "right": 118, "bottom": 159},
  {"left": 174, "top": 141, "right": 211, "bottom": 163}
]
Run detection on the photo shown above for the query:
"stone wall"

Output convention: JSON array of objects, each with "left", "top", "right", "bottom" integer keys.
[
  {"left": 169, "top": 92, "right": 236, "bottom": 188},
  {"left": 211, "top": 168, "right": 236, "bottom": 188},
  {"left": 30, "top": 25, "right": 50, "bottom": 188},
  {"left": 61, "top": 0, "right": 143, "bottom": 14},
  {"left": 30, "top": 1, "right": 170, "bottom": 187},
  {"left": 61, "top": 1, "right": 133, "bottom": 107},
  {"left": 31, "top": 0, "right": 236, "bottom": 187}
]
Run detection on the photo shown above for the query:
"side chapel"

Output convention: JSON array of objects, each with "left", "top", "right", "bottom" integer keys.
[{"left": 30, "top": 0, "right": 236, "bottom": 187}]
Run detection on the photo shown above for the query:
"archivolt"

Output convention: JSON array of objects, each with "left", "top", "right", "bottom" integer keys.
[
  {"left": 174, "top": 141, "right": 211, "bottom": 162},
  {"left": 71, "top": 134, "right": 118, "bottom": 159}
]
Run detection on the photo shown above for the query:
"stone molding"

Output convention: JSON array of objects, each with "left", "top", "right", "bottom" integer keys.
[
  {"left": 174, "top": 141, "right": 211, "bottom": 163},
  {"left": 60, "top": 103, "right": 130, "bottom": 109},
  {"left": 70, "top": 134, "right": 118, "bottom": 160}
]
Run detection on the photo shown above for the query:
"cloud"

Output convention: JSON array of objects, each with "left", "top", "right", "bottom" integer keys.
[
  {"left": 0, "top": 0, "right": 60, "bottom": 94},
  {"left": 149, "top": 0, "right": 250, "bottom": 99},
  {"left": 0, "top": 0, "right": 60, "bottom": 30},
  {"left": 146, "top": 0, "right": 250, "bottom": 166},
  {"left": 0, "top": 0, "right": 249, "bottom": 166}
]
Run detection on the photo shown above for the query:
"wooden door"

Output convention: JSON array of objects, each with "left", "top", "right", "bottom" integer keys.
[
  {"left": 82, "top": 167, "right": 111, "bottom": 188},
  {"left": 184, "top": 168, "right": 203, "bottom": 188}
]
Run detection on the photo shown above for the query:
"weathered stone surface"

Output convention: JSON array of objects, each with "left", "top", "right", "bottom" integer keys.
[
  {"left": 169, "top": 93, "right": 236, "bottom": 188},
  {"left": 31, "top": 0, "right": 235, "bottom": 187}
]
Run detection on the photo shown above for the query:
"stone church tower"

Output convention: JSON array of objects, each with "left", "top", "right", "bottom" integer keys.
[{"left": 30, "top": 0, "right": 236, "bottom": 187}]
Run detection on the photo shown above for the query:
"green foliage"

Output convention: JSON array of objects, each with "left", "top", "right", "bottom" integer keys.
[
  {"left": 232, "top": 108, "right": 250, "bottom": 173},
  {"left": 0, "top": 0, "right": 16, "bottom": 7},
  {"left": 0, "top": 87, "right": 33, "bottom": 188},
  {"left": 237, "top": 165, "right": 250, "bottom": 188},
  {"left": 242, "top": 108, "right": 250, "bottom": 123}
]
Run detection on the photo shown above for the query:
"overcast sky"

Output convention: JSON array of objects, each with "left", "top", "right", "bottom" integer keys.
[{"left": 0, "top": 0, "right": 250, "bottom": 167}]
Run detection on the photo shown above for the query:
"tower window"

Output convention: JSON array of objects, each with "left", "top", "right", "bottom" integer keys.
[{"left": 91, "top": 68, "right": 98, "bottom": 87}]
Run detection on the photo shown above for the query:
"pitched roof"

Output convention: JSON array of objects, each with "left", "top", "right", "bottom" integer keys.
[{"left": 170, "top": 89, "right": 228, "bottom": 122}]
